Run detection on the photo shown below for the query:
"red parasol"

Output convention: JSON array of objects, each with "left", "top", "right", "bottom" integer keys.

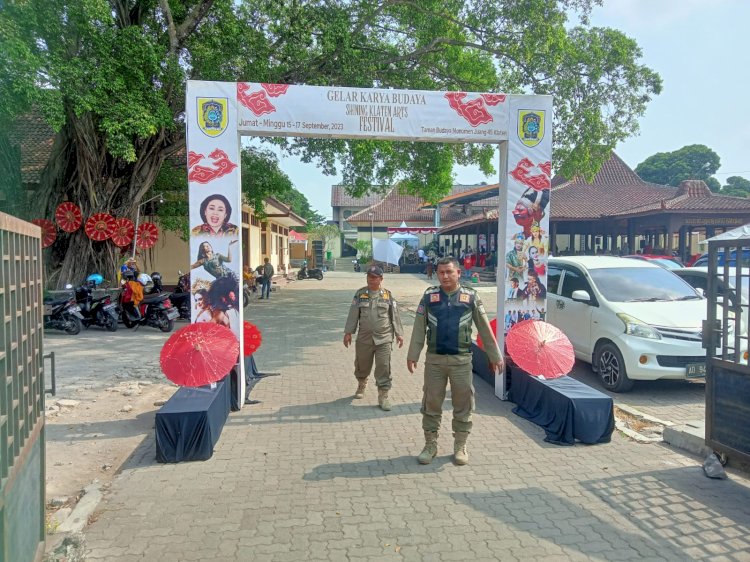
[
  {"left": 505, "top": 320, "right": 574, "bottom": 379},
  {"left": 243, "top": 321, "right": 263, "bottom": 356},
  {"left": 112, "top": 217, "right": 135, "bottom": 247},
  {"left": 84, "top": 213, "right": 116, "bottom": 241},
  {"left": 136, "top": 222, "right": 159, "bottom": 249},
  {"left": 55, "top": 202, "right": 83, "bottom": 233},
  {"left": 475, "top": 318, "right": 498, "bottom": 351},
  {"left": 31, "top": 219, "right": 57, "bottom": 248},
  {"left": 160, "top": 323, "right": 239, "bottom": 387}
]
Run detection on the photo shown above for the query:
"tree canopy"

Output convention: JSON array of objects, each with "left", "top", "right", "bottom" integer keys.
[
  {"left": 720, "top": 176, "right": 750, "bottom": 198},
  {"left": 0, "top": 0, "right": 662, "bottom": 284},
  {"left": 635, "top": 144, "right": 721, "bottom": 191}
]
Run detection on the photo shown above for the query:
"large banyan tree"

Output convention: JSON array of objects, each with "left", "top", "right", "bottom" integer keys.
[{"left": 0, "top": 0, "right": 661, "bottom": 286}]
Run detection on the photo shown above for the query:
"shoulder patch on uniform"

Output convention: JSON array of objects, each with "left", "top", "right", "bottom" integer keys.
[
  {"left": 430, "top": 293, "right": 441, "bottom": 303},
  {"left": 417, "top": 304, "right": 425, "bottom": 315},
  {"left": 359, "top": 292, "right": 370, "bottom": 299},
  {"left": 381, "top": 290, "right": 390, "bottom": 300}
]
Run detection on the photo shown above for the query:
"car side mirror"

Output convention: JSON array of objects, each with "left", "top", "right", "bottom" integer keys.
[{"left": 571, "top": 289, "right": 591, "bottom": 303}]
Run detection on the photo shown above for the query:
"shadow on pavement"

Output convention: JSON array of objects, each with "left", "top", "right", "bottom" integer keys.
[
  {"left": 229, "top": 396, "right": 421, "bottom": 426},
  {"left": 581, "top": 467, "right": 750, "bottom": 560},
  {"left": 303, "top": 455, "right": 453, "bottom": 481},
  {"left": 46, "top": 410, "right": 159, "bottom": 443},
  {"left": 449, "top": 486, "right": 685, "bottom": 559}
]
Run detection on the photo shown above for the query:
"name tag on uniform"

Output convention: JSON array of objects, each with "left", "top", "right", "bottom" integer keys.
[
  {"left": 430, "top": 294, "right": 440, "bottom": 303},
  {"left": 459, "top": 293, "right": 471, "bottom": 304}
]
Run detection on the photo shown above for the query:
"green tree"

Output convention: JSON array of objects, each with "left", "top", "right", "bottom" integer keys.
[
  {"left": 635, "top": 145, "right": 721, "bottom": 191},
  {"left": 720, "top": 176, "right": 750, "bottom": 198},
  {"left": 1, "top": 0, "right": 662, "bottom": 285}
]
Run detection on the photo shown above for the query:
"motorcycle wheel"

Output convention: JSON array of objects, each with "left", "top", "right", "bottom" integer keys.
[
  {"left": 158, "top": 311, "right": 174, "bottom": 333},
  {"left": 297, "top": 272, "right": 304, "bottom": 280},
  {"left": 103, "top": 313, "right": 118, "bottom": 332},
  {"left": 315, "top": 272, "right": 324, "bottom": 280},
  {"left": 63, "top": 314, "right": 83, "bottom": 335},
  {"left": 121, "top": 310, "right": 136, "bottom": 329}
]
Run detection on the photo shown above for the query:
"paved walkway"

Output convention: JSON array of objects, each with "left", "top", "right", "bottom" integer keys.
[{"left": 83, "top": 272, "right": 750, "bottom": 561}]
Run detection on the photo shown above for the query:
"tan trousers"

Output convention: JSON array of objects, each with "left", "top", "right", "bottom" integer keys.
[
  {"left": 420, "top": 354, "right": 475, "bottom": 433},
  {"left": 354, "top": 339, "right": 392, "bottom": 390}
]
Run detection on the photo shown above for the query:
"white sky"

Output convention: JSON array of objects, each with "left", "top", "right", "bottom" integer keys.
[{"left": 250, "top": 0, "right": 750, "bottom": 220}]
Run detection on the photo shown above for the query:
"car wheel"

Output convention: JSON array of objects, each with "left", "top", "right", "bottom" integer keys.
[{"left": 595, "top": 342, "right": 634, "bottom": 392}]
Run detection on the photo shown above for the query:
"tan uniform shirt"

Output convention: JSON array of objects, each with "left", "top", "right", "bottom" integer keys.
[{"left": 345, "top": 287, "right": 404, "bottom": 346}]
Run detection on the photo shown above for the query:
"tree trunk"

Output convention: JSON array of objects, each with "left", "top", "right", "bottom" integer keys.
[{"left": 36, "top": 109, "right": 171, "bottom": 288}]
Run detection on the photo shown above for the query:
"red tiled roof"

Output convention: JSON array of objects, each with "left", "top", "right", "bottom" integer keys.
[
  {"left": 439, "top": 209, "right": 499, "bottom": 233},
  {"left": 330, "top": 185, "right": 384, "bottom": 207},
  {"left": 550, "top": 152, "right": 678, "bottom": 220},
  {"left": 347, "top": 187, "right": 467, "bottom": 225},
  {"left": 10, "top": 112, "right": 56, "bottom": 184}
]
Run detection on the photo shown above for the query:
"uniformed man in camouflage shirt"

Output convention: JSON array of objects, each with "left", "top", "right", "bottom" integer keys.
[
  {"left": 344, "top": 266, "right": 404, "bottom": 410},
  {"left": 407, "top": 257, "right": 503, "bottom": 465}
]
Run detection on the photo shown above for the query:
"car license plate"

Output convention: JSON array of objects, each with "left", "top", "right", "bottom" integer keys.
[
  {"left": 686, "top": 363, "right": 706, "bottom": 378},
  {"left": 166, "top": 308, "right": 179, "bottom": 320}
]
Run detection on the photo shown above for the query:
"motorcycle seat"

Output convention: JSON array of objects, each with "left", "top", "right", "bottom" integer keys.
[
  {"left": 142, "top": 292, "right": 170, "bottom": 304},
  {"left": 44, "top": 297, "right": 70, "bottom": 305}
]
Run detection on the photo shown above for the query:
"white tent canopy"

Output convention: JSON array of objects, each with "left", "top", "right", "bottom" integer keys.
[
  {"left": 701, "top": 224, "right": 750, "bottom": 244},
  {"left": 389, "top": 221, "right": 419, "bottom": 242}
]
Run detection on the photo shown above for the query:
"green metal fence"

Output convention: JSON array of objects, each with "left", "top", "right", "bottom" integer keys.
[{"left": 0, "top": 212, "right": 45, "bottom": 562}]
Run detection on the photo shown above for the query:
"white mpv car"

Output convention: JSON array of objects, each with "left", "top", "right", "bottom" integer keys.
[{"left": 546, "top": 256, "right": 708, "bottom": 392}]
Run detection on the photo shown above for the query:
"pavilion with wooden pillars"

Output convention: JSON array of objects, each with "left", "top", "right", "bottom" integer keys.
[{"left": 437, "top": 153, "right": 750, "bottom": 263}]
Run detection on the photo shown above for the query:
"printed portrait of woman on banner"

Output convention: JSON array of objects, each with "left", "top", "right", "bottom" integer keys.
[
  {"left": 191, "top": 239, "right": 239, "bottom": 281},
  {"left": 191, "top": 272, "right": 240, "bottom": 331},
  {"left": 191, "top": 193, "right": 240, "bottom": 236}
]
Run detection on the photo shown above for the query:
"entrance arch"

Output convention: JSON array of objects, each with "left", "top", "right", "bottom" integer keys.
[{"left": 186, "top": 81, "right": 552, "bottom": 402}]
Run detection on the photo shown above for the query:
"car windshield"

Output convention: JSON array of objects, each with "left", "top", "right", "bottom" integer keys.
[{"left": 588, "top": 267, "right": 701, "bottom": 302}]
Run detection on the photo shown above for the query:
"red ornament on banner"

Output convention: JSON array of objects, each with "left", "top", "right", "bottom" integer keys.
[
  {"left": 136, "top": 222, "right": 159, "bottom": 249},
  {"left": 55, "top": 202, "right": 83, "bottom": 232},
  {"left": 243, "top": 322, "right": 263, "bottom": 356},
  {"left": 84, "top": 213, "right": 116, "bottom": 241},
  {"left": 31, "top": 219, "right": 57, "bottom": 248},
  {"left": 112, "top": 218, "right": 135, "bottom": 247}
]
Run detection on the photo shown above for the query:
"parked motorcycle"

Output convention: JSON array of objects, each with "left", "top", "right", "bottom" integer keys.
[
  {"left": 352, "top": 260, "right": 361, "bottom": 272},
  {"left": 297, "top": 264, "right": 324, "bottom": 280},
  {"left": 43, "top": 287, "right": 84, "bottom": 334},
  {"left": 120, "top": 273, "right": 179, "bottom": 332},
  {"left": 75, "top": 273, "right": 118, "bottom": 332},
  {"left": 149, "top": 271, "right": 190, "bottom": 321},
  {"left": 171, "top": 270, "right": 192, "bottom": 320}
]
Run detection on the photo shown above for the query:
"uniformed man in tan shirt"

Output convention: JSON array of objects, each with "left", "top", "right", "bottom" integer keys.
[
  {"left": 344, "top": 265, "right": 404, "bottom": 410},
  {"left": 407, "top": 257, "right": 503, "bottom": 465}
]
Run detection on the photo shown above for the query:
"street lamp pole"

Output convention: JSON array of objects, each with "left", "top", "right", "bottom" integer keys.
[
  {"left": 369, "top": 212, "right": 374, "bottom": 258},
  {"left": 132, "top": 193, "right": 164, "bottom": 259}
]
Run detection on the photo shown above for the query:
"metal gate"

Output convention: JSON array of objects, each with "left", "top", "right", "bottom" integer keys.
[
  {"left": 0, "top": 212, "right": 46, "bottom": 562},
  {"left": 704, "top": 237, "right": 750, "bottom": 465}
]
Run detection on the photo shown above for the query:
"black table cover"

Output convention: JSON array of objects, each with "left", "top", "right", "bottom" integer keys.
[
  {"left": 509, "top": 368, "right": 614, "bottom": 446},
  {"left": 155, "top": 376, "right": 231, "bottom": 463}
]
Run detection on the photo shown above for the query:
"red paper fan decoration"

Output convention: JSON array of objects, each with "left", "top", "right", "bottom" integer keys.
[
  {"left": 31, "top": 219, "right": 57, "bottom": 248},
  {"left": 84, "top": 213, "right": 116, "bottom": 241},
  {"left": 112, "top": 218, "right": 135, "bottom": 247},
  {"left": 136, "top": 222, "right": 159, "bottom": 249},
  {"left": 55, "top": 202, "right": 83, "bottom": 232},
  {"left": 243, "top": 322, "right": 263, "bottom": 356}
]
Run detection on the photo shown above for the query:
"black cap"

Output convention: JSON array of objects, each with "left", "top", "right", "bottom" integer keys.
[{"left": 366, "top": 265, "right": 383, "bottom": 277}]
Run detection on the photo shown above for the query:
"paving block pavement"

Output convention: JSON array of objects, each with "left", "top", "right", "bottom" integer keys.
[{"left": 82, "top": 272, "right": 750, "bottom": 561}]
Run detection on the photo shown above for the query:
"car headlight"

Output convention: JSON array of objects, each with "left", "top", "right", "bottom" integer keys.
[{"left": 616, "top": 313, "right": 662, "bottom": 340}]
